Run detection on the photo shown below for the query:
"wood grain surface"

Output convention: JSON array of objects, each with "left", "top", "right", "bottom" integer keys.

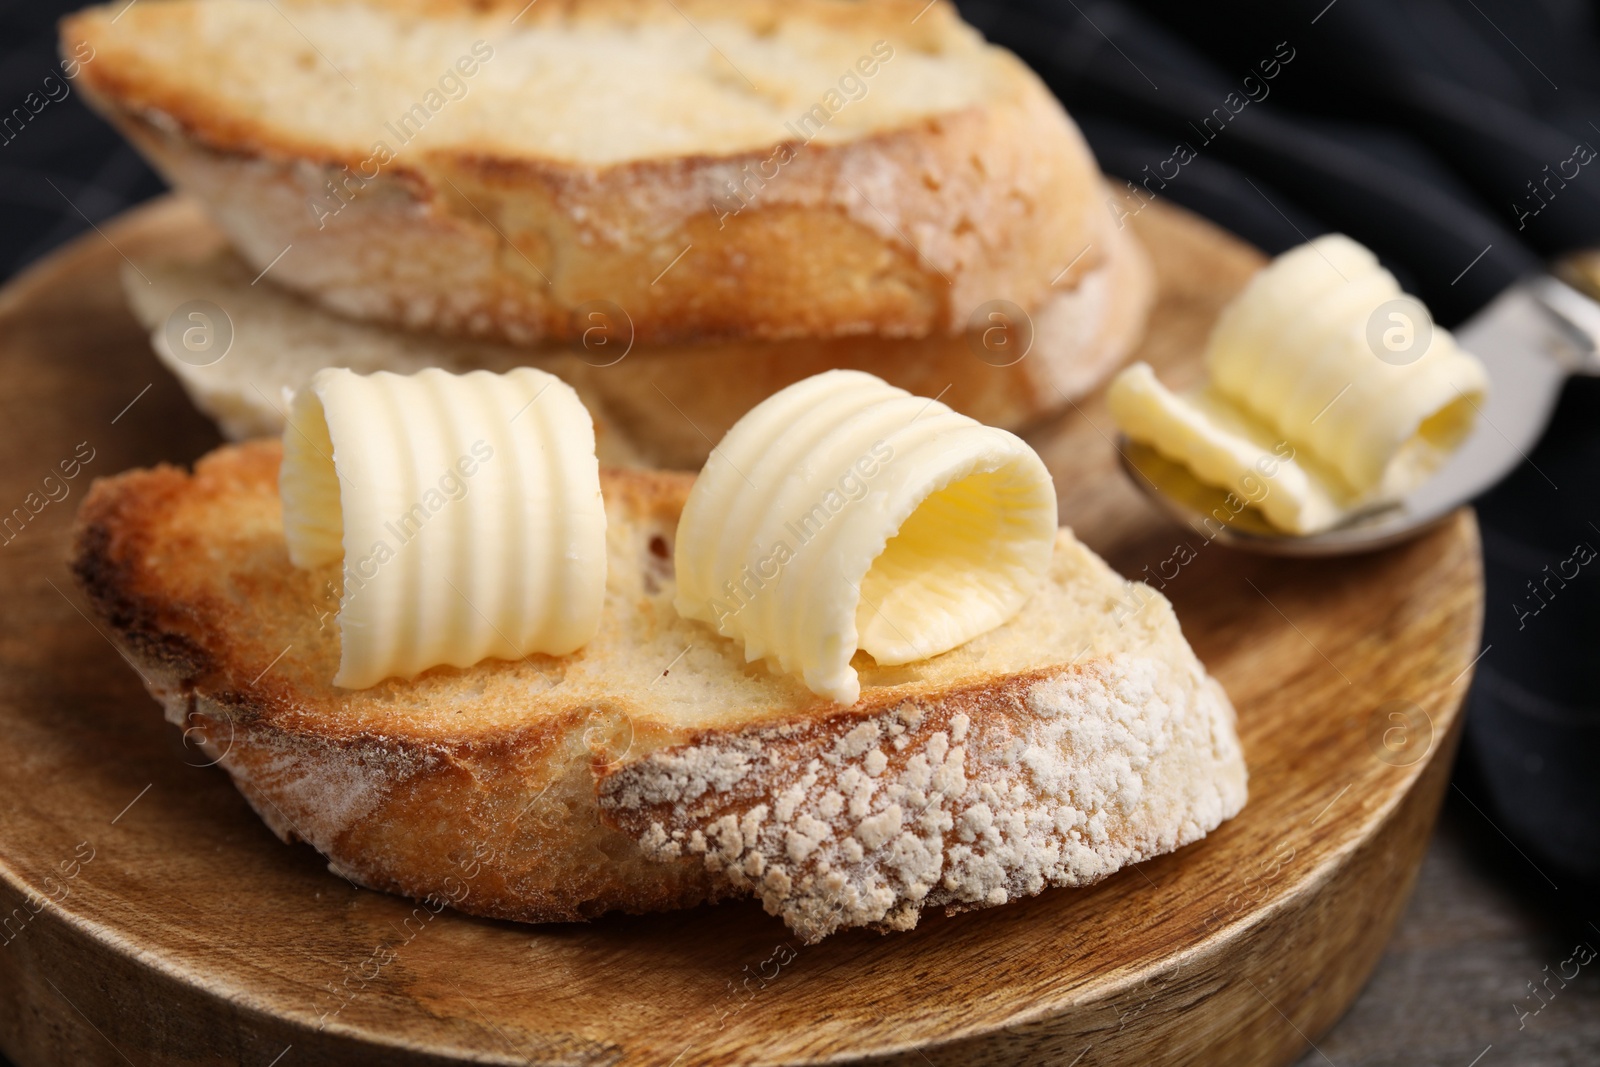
[{"left": 0, "top": 197, "right": 1483, "bottom": 1067}]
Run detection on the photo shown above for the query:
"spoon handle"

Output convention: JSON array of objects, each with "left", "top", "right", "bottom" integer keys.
[{"left": 1545, "top": 258, "right": 1600, "bottom": 375}]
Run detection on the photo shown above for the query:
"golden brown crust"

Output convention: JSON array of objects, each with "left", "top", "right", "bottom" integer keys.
[
  {"left": 64, "top": 0, "right": 1105, "bottom": 346},
  {"left": 73, "top": 443, "right": 725, "bottom": 921},
  {"left": 71, "top": 441, "right": 1245, "bottom": 935},
  {"left": 341, "top": 0, "right": 970, "bottom": 35},
  {"left": 72, "top": 461, "right": 219, "bottom": 681}
]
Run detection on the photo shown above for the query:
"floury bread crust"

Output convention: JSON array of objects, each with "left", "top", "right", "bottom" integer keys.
[
  {"left": 602, "top": 660, "right": 1245, "bottom": 942},
  {"left": 65, "top": 0, "right": 1109, "bottom": 347},
  {"left": 118, "top": 205, "right": 1152, "bottom": 468},
  {"left": 73, "top": 441, "right": 1246, "bottom": 939}
]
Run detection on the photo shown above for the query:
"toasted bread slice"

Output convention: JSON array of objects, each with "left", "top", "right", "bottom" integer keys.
[
  {"left": 66, "top": 0, "right": 1106, "bottom": 347},
  {"left": 72, "top": 441, "right": 1246, "bottom": 941},
  {"left": 121, "top": 211, "right": 1151, "bottom": 465}
]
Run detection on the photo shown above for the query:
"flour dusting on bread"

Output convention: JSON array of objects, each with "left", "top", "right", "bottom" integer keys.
[{"left": 602, "top": 657, "right": 1245, "bottom": 942}]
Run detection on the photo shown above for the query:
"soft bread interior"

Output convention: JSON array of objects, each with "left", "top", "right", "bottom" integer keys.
[
  {"left": 78, "top": 441, "right": 1200, "bottom": 738},
  {"left": 69, "top": 0, "right": 1001, "bottom": 164}
]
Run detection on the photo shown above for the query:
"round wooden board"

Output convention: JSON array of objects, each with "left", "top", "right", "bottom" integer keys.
[{"left": 0, "top": 197, "right": 1482, "bottom": 1067}]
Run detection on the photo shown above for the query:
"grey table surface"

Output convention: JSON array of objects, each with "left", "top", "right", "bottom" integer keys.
[{"left": 1289, "top": 794, "right": 1599, "bottom": 1067}]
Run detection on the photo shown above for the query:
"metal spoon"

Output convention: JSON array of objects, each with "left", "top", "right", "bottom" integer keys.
[{"left": 1117, "top": 269, "right": 1600, "bottom": 556}]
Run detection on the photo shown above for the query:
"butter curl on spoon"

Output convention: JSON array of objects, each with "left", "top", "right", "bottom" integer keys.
[
  {"left": 280, "top": 366, "right": 606, "bottom": 688},
  {"left": 673, "top": 369, "right": 1058, "bottom": 705},
  {"left": 1109, "top": 234, "right": 1489, "bottom": 537}
]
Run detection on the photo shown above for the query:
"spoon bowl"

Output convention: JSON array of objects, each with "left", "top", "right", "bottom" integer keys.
[
  {"left": 1116, "top": 441, "right": 1432, "bottom": 556},
  {"left": 1115, "top": 274, "right": 1600, "bottom": 555}
]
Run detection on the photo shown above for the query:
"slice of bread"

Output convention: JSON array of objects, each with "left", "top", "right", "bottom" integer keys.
[
  {"left": 120, "top": 207, "right": 1151, "bottom": 467},
  {"left": 73, "top": 440, "right": 1247, "bottom": 941},
  {"left": 66, "top": 0, "right": 1107, "bottom": 347}
]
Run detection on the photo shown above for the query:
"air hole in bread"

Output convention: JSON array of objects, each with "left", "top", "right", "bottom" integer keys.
[
  {"left": 642, "top": 530, "right": 675, "bottom": 594},
  {"left": 857, "top": 661, "right": 927, "bottom": 690}
]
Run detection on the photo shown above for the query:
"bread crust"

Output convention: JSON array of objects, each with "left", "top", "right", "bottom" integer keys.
[
  {"left": 120, "top": 200, "right": 1151, "bottom": 464},
  {"left": 600, "top": 660, "right": 1244, "bottom": 943},
  {"left": 73, "top": 443, "right": 725, "bottom": 921},
  {"left": 65, "top": 0, "right": 1106, "bottom": 346},
  {"left": 72, "top": 441, "right": 1246, "bottom": 937}
]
